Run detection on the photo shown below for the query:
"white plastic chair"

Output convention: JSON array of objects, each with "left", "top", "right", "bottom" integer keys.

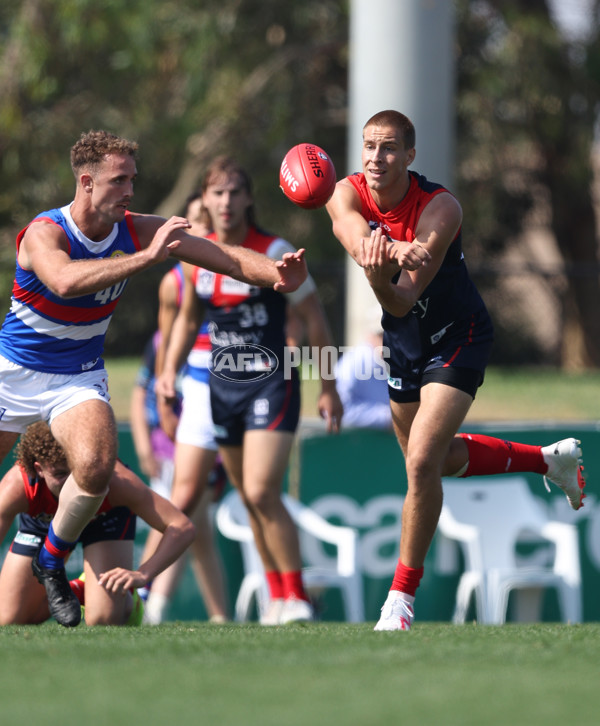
[
  {"left": 437, "top": 477, "right": 582, "bottom": 625},
  {"left": 215, "top": 490, "right": 364, "bottom": 622}
]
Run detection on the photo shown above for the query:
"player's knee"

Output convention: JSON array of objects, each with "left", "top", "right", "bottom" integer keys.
[
  {"left": 84, "top": 607, "right": 123, "bottom": 627},
  {"left": 84, "top": 614, "right": 111, "bottom": 626},
  {"left": 71, "top": 452, "right": 117, "bottom": 494},
  {"left": 244, "top": 487, "right": 282, "bottom": 516},
  {"left": 0, "top": 607, "right": 42, "bottom": 625},
  {"left": 172, "top": 488, "right": 202, "bottom": 517},
  {"left": 405, "top": 450, "right": 442, "bottom": 485},
  {"left": 0, "top": 610, "right": 17, "bottom": 625}
]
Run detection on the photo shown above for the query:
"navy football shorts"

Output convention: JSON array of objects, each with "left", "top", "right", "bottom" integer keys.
[
  {"left": 210, "top": 369, "right": 301, "bottom": 446},
  {"left": 10, "top": 506, "right": 136, "bottom": 557},
  {"left": 386, "top": 318, "right": 493, "bottom": 404}
]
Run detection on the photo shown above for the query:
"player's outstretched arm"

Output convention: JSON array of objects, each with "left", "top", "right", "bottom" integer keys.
[
  {"left": 134, "top": 214, "right": 309, "bottom": 291},
  {"left": 20, "top": 217, "right": 183, "bottom": 298},
  {"left": 96, "top": 462, "right": 195, "bottom": 594},
  {"left": 326, "top": 181, "right": 373, "bottom": 263},
  {"left": 175, "top": 237, "right": 308, "bottom": 291},
  {"left": 273, "top": 248, "right": 307, "bottom": 292},
  {"left": 167, "top": 228, "right": 307, "bottom": 291}
]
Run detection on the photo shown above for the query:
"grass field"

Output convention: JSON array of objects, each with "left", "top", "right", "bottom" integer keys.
[
  {"left": 1, "top": 621, "right": 598, "bottom": 726},
  {"left": 64, "top": 361, "right": 599, "bottom": 726},
  {"left": 105, "top": 358, "right": 600, "bottom": 423}
]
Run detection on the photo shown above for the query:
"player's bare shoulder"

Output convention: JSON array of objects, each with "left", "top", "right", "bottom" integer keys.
[
  {"left": 326, "top": 177, "right": 361, "bottom": 217},
  {"left": 429, "top": 190, "right": 462, "bottom": 221},
  {"left": 17, "top": 217, "right": 69, "bottom": 269},
  {"left": 333, "top": 176, "right": 359, "bottom": 200},
  {"left": 0, "top": 465, "right": 29, "bottom": 510},
  {"left": 419, "top": 190, "right": 462, "bottom": 236}
]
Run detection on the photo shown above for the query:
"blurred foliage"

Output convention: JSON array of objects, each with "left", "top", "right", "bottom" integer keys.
[
  {"left": 1, "top": 0, "right": 600, "bottom": 364},
  {"left": 0, "top": 0, "right": 349, "bottom": 354},
  {"left": 455, "top": 0, "right": 600, "bottom": 367},
  {"left": 0, "top": 0, "right": 348, "bottom": 253}
]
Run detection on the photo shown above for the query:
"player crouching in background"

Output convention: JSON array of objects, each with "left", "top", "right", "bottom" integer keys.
[{"left": 0, "top": 421, "right": 194, "bottom": 626}]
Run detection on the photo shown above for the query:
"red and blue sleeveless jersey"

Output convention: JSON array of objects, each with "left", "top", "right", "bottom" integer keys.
[
  {"left": 169, "top": 263, "right": 212, "bottom": 382},
  {"left": 21, "top": 466, "right": 112, "bottom": 522},
  {"left": 191, "top": 227, "right": 288, "bottom": 380},
  {"left": 347, "top": 171, "right": 492, "bottom": 361},
  {"left": 170, "top": 262, "right": 184, "bottom": 306},
  {"left": 0, "top": 204, "right": 141, "bottom": 374}
]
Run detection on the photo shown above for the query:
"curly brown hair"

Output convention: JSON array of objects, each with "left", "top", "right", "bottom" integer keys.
[
  {"left": 70, "top": 129, "right": 138, "bottom": 176},
  {"left": 15, "top": 422, "right": 68, "bottom": 477}
]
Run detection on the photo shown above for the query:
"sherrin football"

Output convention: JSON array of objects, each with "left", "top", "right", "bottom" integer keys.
[{"left": 279, "top": 143, "right": 337, "bottom": 210}]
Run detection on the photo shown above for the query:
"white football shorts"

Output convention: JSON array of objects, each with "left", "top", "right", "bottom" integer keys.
[
  {"left": 0, "top": 354, "right": 111, "bottom": 433},
  {"left": 175, "top": 375, "right": 217, "bottom": 451},
  {"left": 149, "top": 457, "right": 175, "bottom": 500}
]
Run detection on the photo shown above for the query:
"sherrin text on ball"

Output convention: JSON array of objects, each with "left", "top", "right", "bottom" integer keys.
[{"left": 279, "top": 143, "right": 337, "bottom": 210}]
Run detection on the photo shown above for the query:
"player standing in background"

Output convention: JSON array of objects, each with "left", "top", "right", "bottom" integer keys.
[
  {"left": 156, "top": 157, "right": 344, "bottom": 624},
  {"left": 134, "top": 191, "right": 228, "bottom": 624},
  {"left": 0, "top": 130, "right": 307, "bottom": 627},
  {"left": 334, "top": 306, "right": 392, "bottom": 430},
  {"left": 326, "top": 109, "right": 586, "bottom": 631}
]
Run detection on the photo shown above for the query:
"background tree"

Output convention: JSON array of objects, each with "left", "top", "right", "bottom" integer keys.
[
  {"left": 0, "top": 0, "right": 349, "bottom": 352},
  {"left": 1, "top": 0, "right": 599, "bottom": 366},
  {"left": 455, "top": 0, "right": 600, "bottom": 368}
]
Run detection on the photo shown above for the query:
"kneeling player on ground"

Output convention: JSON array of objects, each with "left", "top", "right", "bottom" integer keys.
[{"left": 0, "top": 421, "right": 195, "bottom": 626}]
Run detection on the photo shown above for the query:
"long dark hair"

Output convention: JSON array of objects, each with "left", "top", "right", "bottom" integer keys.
[{"left": 201, "top": 156, "right": 257, "bottom": 227}]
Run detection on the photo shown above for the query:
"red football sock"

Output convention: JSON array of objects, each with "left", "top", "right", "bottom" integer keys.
[
  {"left": 459, "top": 433, "right": 546, "bottom": 477},
  {"left": 265, "top": 570, "right": 284, "bottom": 600},
  {"left": 281, "top": 571, "right": 310, "bottom": 602},
  {"left": 391, "top": 561, "right": 424, "bottom": 597}
]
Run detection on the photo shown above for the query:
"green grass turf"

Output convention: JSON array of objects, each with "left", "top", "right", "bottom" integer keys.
[
  {"left": 1, "top": 621, "right": 598, "bottom": 726},
  {"left": 91, "top": 363, "right": 599, "bottom": 725}
]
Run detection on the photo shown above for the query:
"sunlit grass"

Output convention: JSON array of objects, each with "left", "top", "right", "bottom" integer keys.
[{"left": 1, "top": 621, "right": 598, "bottom": 726}]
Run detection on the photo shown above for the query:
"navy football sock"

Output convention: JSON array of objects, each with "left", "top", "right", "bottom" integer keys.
[{"left": 37, "top": 522, "right": 75, "bottom": 570}]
